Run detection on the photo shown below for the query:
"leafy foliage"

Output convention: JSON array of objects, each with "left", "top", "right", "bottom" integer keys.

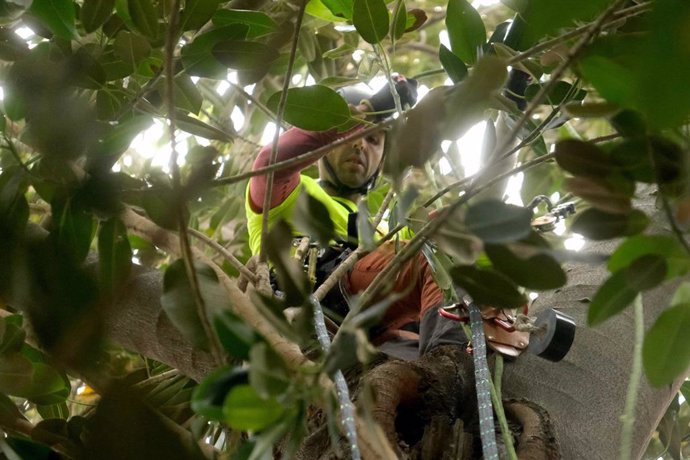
[{"left": 0, "top": 0, "right": 689, "bottom": 457}]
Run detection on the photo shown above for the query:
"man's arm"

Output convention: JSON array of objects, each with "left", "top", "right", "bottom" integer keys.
[{"left": 247, "top": 128, "right": 339, "bottom": 213}]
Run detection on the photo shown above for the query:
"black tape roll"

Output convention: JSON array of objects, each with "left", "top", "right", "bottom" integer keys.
[{"left": 528, "top": 308, "right": 576, "bottom": 362}]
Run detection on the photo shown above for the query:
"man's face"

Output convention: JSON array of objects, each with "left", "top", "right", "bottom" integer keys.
[{"left": 322, "top": 130, "right": 386, "bottom": 189}]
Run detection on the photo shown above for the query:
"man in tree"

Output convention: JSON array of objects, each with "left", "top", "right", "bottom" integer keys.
[{"left": 246, "top": 78, "right": 464, "bottom": 359}]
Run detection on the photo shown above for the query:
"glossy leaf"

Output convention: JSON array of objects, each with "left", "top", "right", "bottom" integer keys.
[
  {"left": 571, "top": 208, "right": 648, "bottom": 241},
  {"left": 212, "top": 40, "right": 279, "bottom": 72},
  {"left": 0, "top": 317, "right": 26, "bottom": 355},
  {"left": 321, "top": 0, "right": 353, "bottom": 20},
  {"left": 113, "top": 30, "right": 151, "bottom": 67},
  {"left": 98, "top": 218, "right": 132, "bottom": 299},
  {"left": 264, "top": 220, "right": 311, "bottom": 306},
  {"left": 554, "top": 139, "right": 616, "bottom": 178},
  {"left": 291, "top": 192, "right": 337, "bottom": 247},
  {"left": 625, "top": 254, "right": 667, "bottom": 292},
  {"left": 643, "top": 300, "right": 690, "bottom": 387},
  {"left": 391, "top": 0, "right": 407, "bottom": 40},
  {"left": 564, "top": 176, "right": 632, "bottom": 214},
  {"left": 524, "top": 81, "right": 586, "bottom": 105},
  {"left": 266, "top": 85, "right": 352, "bottom": 131},
  {"left": 587, "top": 270, "right": 639, "bottom": 326},
  {"left": 608, "top": 235, "right": 690, "bottom": 279},
  {"left": 161, "top": 259, "right": 231, "bottom": 350},
  {"left": 445, "top": 0, "right": 485, "bottom": 64},
  {"left": 212, "top": 9, "right": 278, "bottom": 37},
  {"left": 517, "top": 0, "right": 609, "bottom": 49},
  {"left": 26, "top": 0, "right": 78, "bottom": 40},
  {"left": 465, "top": 199, "right": 532, "bottom": 243},
  {"left": 91, "top": 114, "right": 153, "bottom": 160},
  {"left": 192, "top": 366, "right": 249, "bottom": 421},
  {"left": 439, "top": 44, "right": 468, "bottom": 83},
  {"left": 249, "top": 343, "right": 289, "bottom": 398},
  {"left": 485, "top": 243, "right": 566, "bottom": 291},
  {"left": 352, "top": 0, "right": 389, "bottom": 44},
  {"left": 52, "top": 198, "right": 95, "bottom": 263},
  {"left": 449, "top": 265, "right": 527, "bottom": 308},
  {"left": 123, "top": 0, "right": 159, "bottom": 40},
  {"left": 223, "top": 384, "right": 285, "bottom": 431},
  {"left": 214, "top": 311, "right": 259, "bottom": 360},
  {"left": 181, "top": 25, "right": 249, "bottom": 78},
  {"left": 179, "top": 0, "right": 221, "bottom": 31},
  {"left": 81, "top": 0, "right": 116, "bottom": 33},
  {"left": 175, "top": 113, "right": 235, "bottom": 142}
]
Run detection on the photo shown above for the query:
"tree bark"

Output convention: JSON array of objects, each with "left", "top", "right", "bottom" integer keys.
[{"left": 100, "top": 187, "right": 687, "bottom": 459}]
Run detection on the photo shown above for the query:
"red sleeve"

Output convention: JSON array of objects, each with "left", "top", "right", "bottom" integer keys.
[{"left": 248, "top": 128, "right": 339, "bottom": 212}]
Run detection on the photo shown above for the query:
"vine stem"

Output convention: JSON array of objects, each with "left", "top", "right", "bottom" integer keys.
[
  {"left": 491, "top": 355, "right": 517, "bottom": 460},
  {"left": 259, "top": 0, "right": 308, "bottom": 264},
  {"left": 187, "top": 228, "right": 258, "bottom": 284},
  {"left": 164, "top": 0, "right": 225, "bottom": 366},
  {"left": 619, "top": 294, "right": 644, "bottom": 460}
]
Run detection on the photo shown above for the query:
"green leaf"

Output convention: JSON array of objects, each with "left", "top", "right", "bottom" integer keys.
[
  {"left": 113, "top": 30, "right": 152, "bottom": 67},
  {"left": 439, "top": 44, "right": 468, "bottom": 84},
  {"left": 170, "top": 74, "right": 203, "bottom": 114},
  {"left": 223, "top": 384, "right": 285, "bottom": 431},
  {"left": 249, "top": 343, "right": 289, "bottom": 398},
  {"left": 98, "top": 218, "right": 132, "bottom": 299},
  {"left": 214, "top": 311, "right": 259, "bottom": 360},
  {"left": 485, "top": 243, "right": 566, "bottom": 291},
  {"left": 306, "top": 0, "right": 349, "bottom": 22},
  {"left": 292, "top": 192, "right": 336, "bottom": 248},
  {"left": 449, "top": 265, "right": 527, "bottom": 308},
  {"left": 625, "top": 254, "right": 667, "bottom": 292},
  {"left": 554, "top": 139, "right": 616, "bottom": 178},
  {"left": 321, "top": 0, "right": 353, "bottom": 19},
  {"left": 179, "top": 0, "right": 221, "bottom": 31},
  {"left": 266, "top": 85, "right": 352, "bottom": 131},
  {"left": 181, "top": 25, "right": 249, "bottom": 78},
  {"left": 175, "top": 113, "right": 235, "bottom": 142},
  {"left": 517, "top": 0, "right": 610, "bottom": 49},
  {"left": 524, "top": 81, "right": 586, "bottom": 105},
  {"left": 564, "top": 176, "right": 632, "bottom": 214},
  {"left": 125, "top": 0, "right": 158, "bottom": 40},
  {"left": 391, "top": 0, "right": 406, "bottom": 40},
  {"left": 608, "top": 235, "right": 690, "bottom": 279},
  {"left": 52, "top": 198, "right": 95, "bottom": 263},
  {"left": 465, "top": 199, "right": 532, "bottom": 243},
  {"left": 212, "top": 9, "right": 278, "bottom": 37},
  {"left": 212, "top": 39, "right": 279, "bottom": 73},
  {"left": 445, "top": 0, "right": 485, "bottom": 64},
  {"left": 352, "top": 0, "right": 389, "bottom": 45},
  {"left": 81, "top": 0, "right": 116, "bottom": 33},
  {"left": 587, "top": 270, "right": 639, "bottom": 326},
  {"left": 0, "top": 354, "right": 33, "bottom": 396},
  {"left": 264, "top": 220, "right": 311, "bottom": 306},
  {"left": 356, "top": 199, "right": 376, "bottom": 251},
  {"left": 91, "top": 114, "right": 153, "bottom": 160},
  {"left": 192, "top": 366, "right": 249, "bottom": 421},
  {"left": 643, "top": 301, "right": 690, "bottom": 387},
  {"left": 26, "top": 0, "right": 78, "bottom": 40},
  {"left": 161, "top": 259, "right": 232, "bottom": 350},
  {"left": 571, "top": 208, "right": 649, "bottom": 241},
  {"left": 0, "top": 317, "right": 26, "bottom": 355}
]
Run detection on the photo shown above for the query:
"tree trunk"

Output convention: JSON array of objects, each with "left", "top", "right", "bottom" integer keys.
[{"left": 101, "top": 187, "right": 686, "bottom": 459}]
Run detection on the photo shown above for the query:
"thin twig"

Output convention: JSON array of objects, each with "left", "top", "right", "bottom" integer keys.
[
  {"left": 491, "top": 355, "right": 517, "bottom": 460},
  {"left": 508, "top": 2, "right": 652, "bottom": 67},
  {"left": 492, "top": 0, "right": 629, "bottom": 168},
  {"left": 259, "top": 0, "right": 309, "bottom": 264},
  {"left": 165, "top": 1, "right": 225, "bottom": 366},
  {"left": 212, "top": 118, "right": 395, "bottom": 186},
  {"left": 188, "top": 228, "right": 258, "bottom": 284},
  {"left": 619, "top": 294, "right": 644, "bottom": 460}
]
